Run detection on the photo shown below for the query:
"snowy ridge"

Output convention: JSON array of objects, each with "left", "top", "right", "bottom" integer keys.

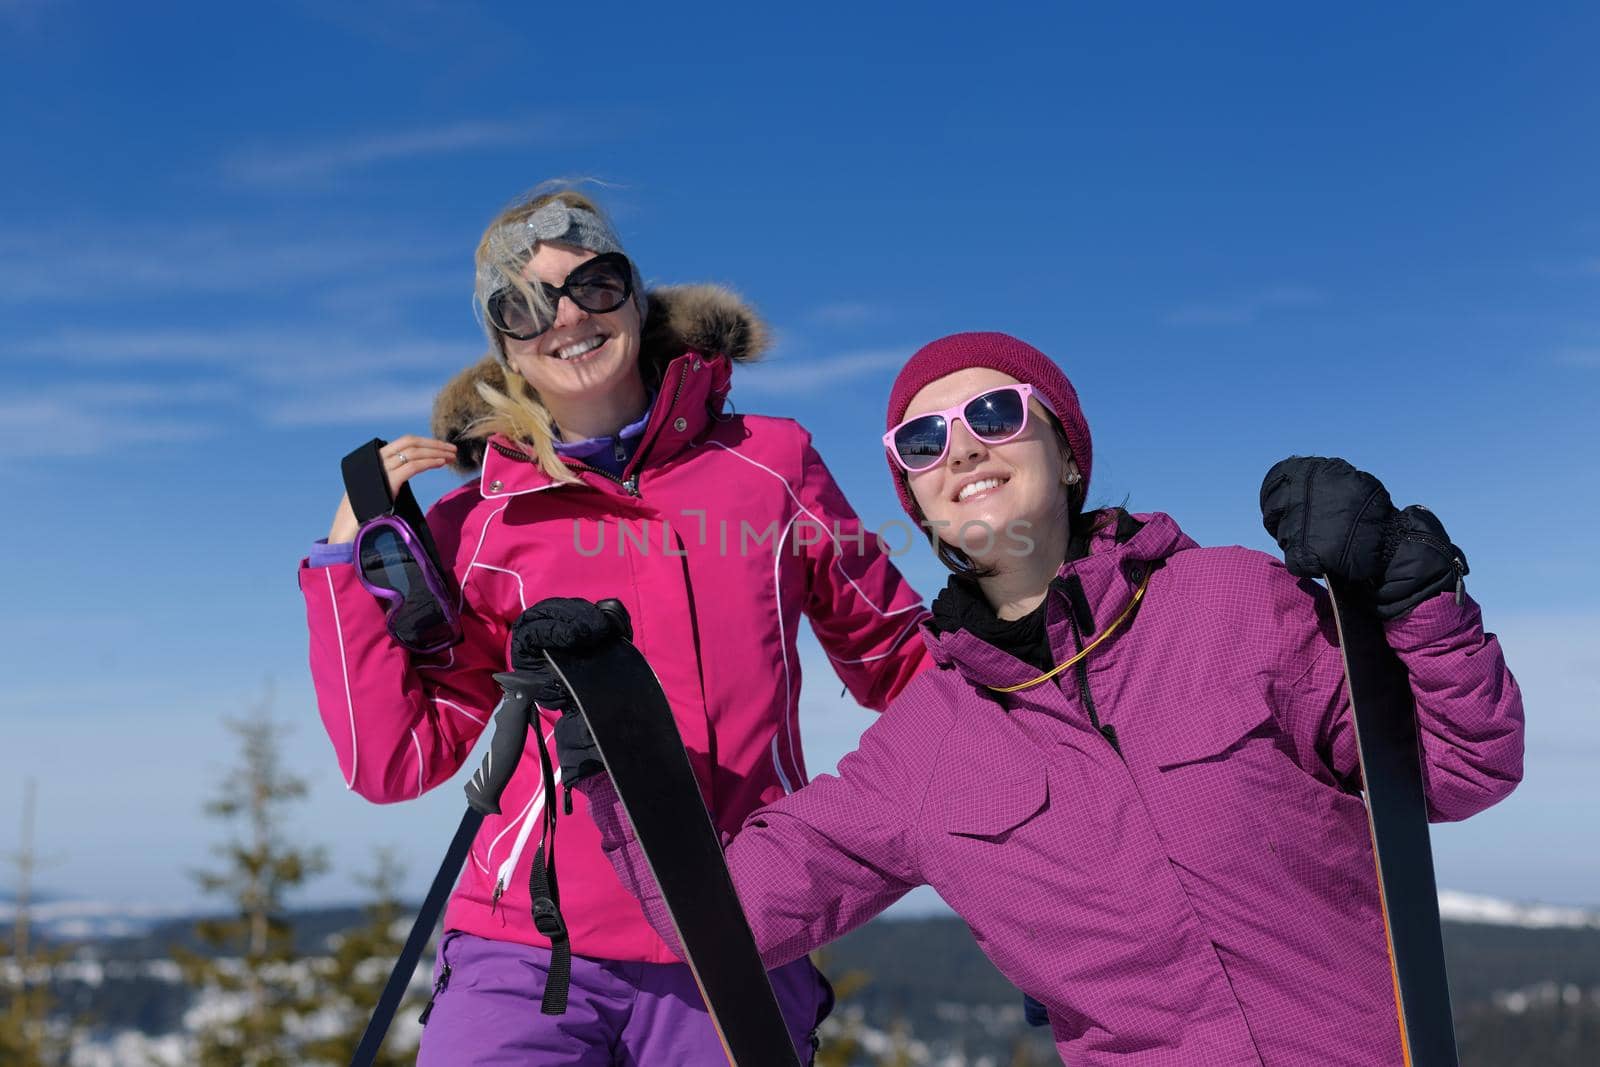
[
  {"left": 0, "top": 898, "right": 198, "bottom": 940},
  {"left": 7, "top": 888, "right": 1599, "bottom": 941},
  {"left": 1437, "top": 890, "right": 1600, "bottom": 930}
]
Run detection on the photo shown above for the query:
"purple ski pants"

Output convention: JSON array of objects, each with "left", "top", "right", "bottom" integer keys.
[{"left": 415, "top": 931, "right": 832, "bottom": 1065}]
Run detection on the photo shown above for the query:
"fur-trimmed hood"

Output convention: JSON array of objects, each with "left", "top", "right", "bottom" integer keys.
[{"left": 432, "top": 284, "right": 769, "bottom": 472}]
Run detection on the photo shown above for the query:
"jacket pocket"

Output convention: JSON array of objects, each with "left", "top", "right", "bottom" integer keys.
[
  {"left": 941, "top": 767, "right": 1049, "bottom": 839},
  {"left": 1151, "top": 692, "right": 1274, "bottom": 770}
]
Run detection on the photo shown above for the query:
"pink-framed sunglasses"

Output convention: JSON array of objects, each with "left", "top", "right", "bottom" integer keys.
[{"left": 883, "top": 383, "right": 1056, "bottom": 473}]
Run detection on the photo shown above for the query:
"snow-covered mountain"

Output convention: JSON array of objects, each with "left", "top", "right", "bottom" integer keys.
[
  {"left": 6, "top": 886, "right": 1598, "bottom": 943},
  {"left": 0, "top": 896, "right": 198, "bottom": 940},
  {"left": 1437, "top": 890, "right": 1600, "bottom": 930}
]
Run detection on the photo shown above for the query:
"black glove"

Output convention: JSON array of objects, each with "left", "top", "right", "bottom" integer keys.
[
  {"left": 1377, "top": 504, "right": 1469, "bottom": 620},
  {"left": 510, "top": 597, "right": 631, "bottom": 789},
  {"left": 1261, "top": 457, "right": 1467, "bottom": 620},
  {"left": 1260, "top": 457, "right": 1395, "bottom": 583}
]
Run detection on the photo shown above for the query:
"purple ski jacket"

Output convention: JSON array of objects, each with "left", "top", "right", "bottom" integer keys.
[{"left": 585, "top": 510, "right": 1524, "bottom": 1066}]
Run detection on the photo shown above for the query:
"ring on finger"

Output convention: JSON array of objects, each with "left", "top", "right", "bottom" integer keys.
[{"left": 395, "top": 452, "right": 409, "bottom": 465}]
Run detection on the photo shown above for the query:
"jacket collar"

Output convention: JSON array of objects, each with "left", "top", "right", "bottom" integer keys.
[
  {"left": 477, "top": 350, "right": 729, "bottom": 499},
  {"left": 922, "top": 510, "right": 1197, "bottom": 688}
]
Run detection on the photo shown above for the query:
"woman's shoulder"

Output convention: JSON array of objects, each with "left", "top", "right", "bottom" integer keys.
[{"left": 1159, "top": 540, "right": 1328, "bottom": 633}]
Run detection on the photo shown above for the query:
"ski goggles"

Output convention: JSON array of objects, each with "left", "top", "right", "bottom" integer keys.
[
  {"left": 883, "top": 384, "right": 1056, "bottom": 473},
  {"left": 486, "top": 252, "right": 635, "bottom": 341},
  {"left": 342, "top": 439, "right": 463, "bottom": 654},
  {"left": 353, "top": 517, "right": 463, "bottom": 654}
]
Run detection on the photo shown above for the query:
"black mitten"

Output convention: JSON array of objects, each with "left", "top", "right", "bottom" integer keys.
[
  {"left": 1260, "top": 456, "right": 1396, "bottom": 582},
  {"left": 510, "top": 597, "right": 630, "bottom": 791}
]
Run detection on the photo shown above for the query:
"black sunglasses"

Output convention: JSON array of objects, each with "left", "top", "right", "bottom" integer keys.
[{"left": 487, "top": 252, "right": 635, "bottom": 341}]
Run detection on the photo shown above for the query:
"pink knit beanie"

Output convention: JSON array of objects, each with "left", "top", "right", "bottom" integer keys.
[{"left": 885, "top": 332, "right": 1092, "bottom": 521}]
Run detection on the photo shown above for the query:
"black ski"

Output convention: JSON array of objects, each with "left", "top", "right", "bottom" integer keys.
[
  {"left": 1325, "top": 576, "right": 1459, "bottom": 1066},
  {"left": 542, "top": 636, "right": 804, "bottom": 1067}
]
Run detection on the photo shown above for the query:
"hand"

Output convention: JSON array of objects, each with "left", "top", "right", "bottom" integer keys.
[
  {"left": 1261, "top": 457, "right": 1468, "bottom": 619},
  {"left": 1260, "top": 456, "right": 1396, "bottom": 583},
  {"left": 326, "top": 434, "right": 458, "bottom": 543},
  {"left": 511, "top": 597, "right": 632, "bottom": 790}
]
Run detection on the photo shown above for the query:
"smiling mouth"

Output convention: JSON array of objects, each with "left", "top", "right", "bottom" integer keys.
[
  {"left": 955, "top": 476, "right": 1008, "bottom": 502},
  {"left": 553, "top": 335, "right": 607, "bottom": 361}
]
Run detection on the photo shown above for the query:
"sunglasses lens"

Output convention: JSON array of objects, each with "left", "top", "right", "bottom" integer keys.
[
  {"left": 893, "top": 415, "right": 948, "bottom": 470},
  {"left": 489, "top": 289, "right": 551, "bottom": 340},
  {"left": 964, "top": 388, "right": 1027, "bottom": 441},
  {"left": 566, "top": 258, "right": 631, "bottom": 314}
]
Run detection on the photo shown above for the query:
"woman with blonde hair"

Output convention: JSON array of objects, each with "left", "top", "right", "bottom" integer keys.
[{"left": 300, "top": 187, "right": 931, "bottom": 1063}]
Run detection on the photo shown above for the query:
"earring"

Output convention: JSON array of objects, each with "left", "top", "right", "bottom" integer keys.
[{"left": 1065, "top": 472, "right": 1080, "bottom": 485}]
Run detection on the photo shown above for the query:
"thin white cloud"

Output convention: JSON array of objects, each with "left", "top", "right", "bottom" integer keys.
[
  {"left": 222, "top": 120, "right": 547, "bottom": 187},
  {"left": 735, "top": 347, "right": 909, "bottom": 394},
  {"left": 0, "top": 225, "right": 445, "bottom": 303},
  {"left": 803, "top": 301, "right": 885, "bottom": 328},
  {"left": 263, "top": 384, "right": 441, "bottom": 427},
  {"left": 16, "top": 328, "right": 478, "bottom": 381},
  {"left": 1167, "top": 285, "right": 1327, "bottom": 326},
  {"left": 0, "top": 381, "right": 233, "bottom": 458},
  {"left": 1554, "top": 347, "right": 1600, "bottom": 368}
]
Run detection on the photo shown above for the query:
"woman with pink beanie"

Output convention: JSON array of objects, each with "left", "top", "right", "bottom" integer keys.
[{"left": 551, "top": 331, "right": 1523, "bottom": 1065}]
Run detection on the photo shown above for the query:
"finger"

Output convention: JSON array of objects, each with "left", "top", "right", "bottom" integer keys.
[{"left": 380, "top": 436, "right": 457, "bottom": 465}]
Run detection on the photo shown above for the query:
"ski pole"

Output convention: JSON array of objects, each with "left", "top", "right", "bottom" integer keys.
[{"left": 348, "top": 673, "right": 541, "bottom": 1067}]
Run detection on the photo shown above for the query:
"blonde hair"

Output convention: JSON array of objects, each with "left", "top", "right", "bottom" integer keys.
[{"left": 467, "top": 184, "right": 628, "bottom": 485}]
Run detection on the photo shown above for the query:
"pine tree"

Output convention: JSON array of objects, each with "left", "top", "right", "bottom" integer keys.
[
  {"left": 812, "top": 948, "right": 873, "bottom": 1067},
  {"left": 300, "top": 848, "right": 424, "bottom": 1067},
  {"left": 175, "top": 700, "right": 329, "bottom": 1067},
  {"left": 1, "top": 778, "right": 71, "bottom": 1067}
]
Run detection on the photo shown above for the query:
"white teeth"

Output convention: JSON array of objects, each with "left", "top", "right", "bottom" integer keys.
[
  {"left": 958, "top": 477, "right": 1004, "bottom": 502},
  {"left": 556, "top": 336, "right": 605, "bottom": 360}
]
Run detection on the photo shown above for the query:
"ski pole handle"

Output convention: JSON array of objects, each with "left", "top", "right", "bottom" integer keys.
[{"left": 465, "top": 672, "right": 540, "bottom": 815}]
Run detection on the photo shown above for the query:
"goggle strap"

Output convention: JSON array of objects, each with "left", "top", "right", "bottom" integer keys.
[{"left": 341, "top": 437, "right": 457, "bottom": 599}]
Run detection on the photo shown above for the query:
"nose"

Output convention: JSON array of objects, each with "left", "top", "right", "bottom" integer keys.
[
  {"left": 945, "top": 419, "right": 987, "bottom": 469},
  {"left": 551, "top": 294, "right": 589, "bottom": 330}
]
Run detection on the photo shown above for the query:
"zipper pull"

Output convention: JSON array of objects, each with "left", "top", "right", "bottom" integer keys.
[
  {"left": 1453, "top": 557, "right": 1466, "bottom": 605},
  {"left": 418, "top": 961, "right": 452, "bottom": 1025},
  {"left": 491, "top": 878, "right": 505, "bottom": 909},
  {"left": 622, "top": 475, "right": 639, "bottom": 496},
  {"left": 563, "top": 784, "right": 574, "bottom": 816}
]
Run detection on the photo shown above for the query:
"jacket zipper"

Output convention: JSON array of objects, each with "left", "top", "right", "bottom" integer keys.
[
  {"left": 1400, "top": 526, "right": 1467, "bottom": 605},
  {"left": 418, "top": 960, "right": 452, "bottom": 1025},
  {"left": 488, "top": 361, "right": 694, "bottom": 499},
  {"left": 1063, "top": 591, "right": 1121, "bottom": 757},
  {"left": 490, "top": 439, "right": 640, "bottom": 497}
]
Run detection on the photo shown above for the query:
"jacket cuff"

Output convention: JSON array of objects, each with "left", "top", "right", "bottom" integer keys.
[{"left": 308, "top": 539, "right": 357, "bottom": 568}]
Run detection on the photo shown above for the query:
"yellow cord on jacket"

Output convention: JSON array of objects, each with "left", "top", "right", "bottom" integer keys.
[{"left": 984, "top": 568, "right": 1154, "bottom": 694}]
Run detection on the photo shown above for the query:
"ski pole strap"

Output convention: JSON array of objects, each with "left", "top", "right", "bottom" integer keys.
[{"left": 529, "top": 717, "right": 571, "bottom": 1015}]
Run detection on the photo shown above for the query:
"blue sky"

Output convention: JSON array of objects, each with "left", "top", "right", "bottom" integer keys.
[{"left": 2, "top": 2, "right": 1597, "bottom": 913}]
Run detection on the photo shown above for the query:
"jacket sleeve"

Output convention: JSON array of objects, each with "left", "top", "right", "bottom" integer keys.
[
  {"left": 583, "top": 705, "right": 934, "bottom": 968},
  {"left": 299, "top": 502, "right": 505, "bottom": 803},
  {"left": 1269, "top": 573, "right": 1524, "bottom": 823},
  {"left": 794, "top": 431, "right": 933, "bottom": 710}
]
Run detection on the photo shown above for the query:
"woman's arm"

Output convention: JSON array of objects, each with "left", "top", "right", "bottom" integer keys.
[
  {"left": 1276, "top": 583, "right": 1524, "bottom": 822},
  {"left": 794, "top": 430, "right": 933, "bottom": 710},
  {"left": 583, "top": 700, "right": 944, "bottom": 967},
  {"left": 300, "top": 490, "right": 503, "bottom": 803}
]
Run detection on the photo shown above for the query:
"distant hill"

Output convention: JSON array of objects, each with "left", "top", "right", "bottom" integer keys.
[{"left": 15, "top": 893, "right": 1600, "bottom": 1065}]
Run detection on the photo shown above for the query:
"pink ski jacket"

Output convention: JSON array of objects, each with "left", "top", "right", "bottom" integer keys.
[
  {"left": 300, "top": 286, "right": 930, "bottom": 963},
  {"left": 587, "top": 510, "right": 1524, "bottom": 1065}
]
